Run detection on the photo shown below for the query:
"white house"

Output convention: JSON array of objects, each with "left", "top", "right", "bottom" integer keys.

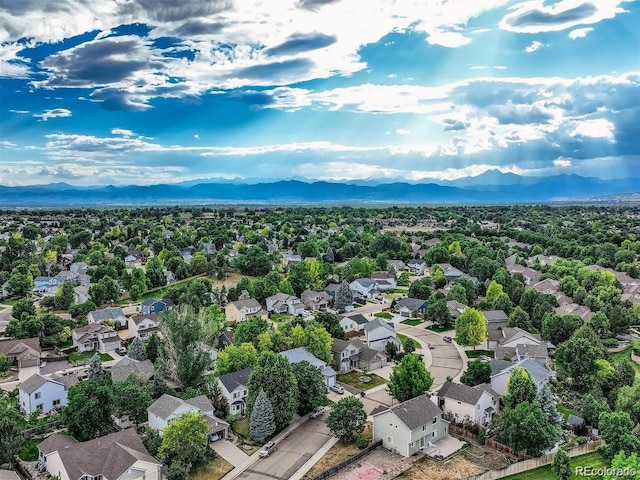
[
  {"left": 372, "top": 395, "right": 450, "bottom": 458},
  {"left": 218, "top": 368, "right": 252, "bottom": 415},
  {"left": 364, "top": 318, "right": 401, "bottom": 352},
  {"left": 37, "top": 429, "right": 162, "bottom": 480},
  {"left": 147, "top": 394, "right": 228, "bottom": 440},
  {"left": 437, "top": 381, "right": 499, "bottom": 425},
  {"left": 300, "top": 290, "right": 331, "bottom": 311},
  {"left": 371, "top": 272, "right": 397, "bottom": 290},
  {"left": 128, "top": 314, "right": 161, "bottom": 340},
  {"left": 339, "top": 313, "right": 369, "bottom": 333},
  {"left": 490, "top": 358, "right": 551, "bottom": 396},
  {"left": 407, "top": 259, "right": 427, "bottom": 276},
  {"left": 87, "top": 307, "right": 127, "bottom": 328},
  {"left": 280, "top": 346, "right": 337, "bottom": 387},
  {"left": 349, "top": 279, "right": 380, "bottom": 299},
  {"left": 18, "top": 374, "right": 67, "bottom": 415},
  {"left": 494, "top": 327, "right": 548, "bottom": 362},
  {"left": 72, "top": 323, "right": 121, "bottom": 353},
  {"left": 265, "top": 293, "right": 305, "bottom": 315}
]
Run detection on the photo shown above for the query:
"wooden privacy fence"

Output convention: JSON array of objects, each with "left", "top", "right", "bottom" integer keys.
[
  {"left": 464, "top": 440, "right": 604, "bottom": 480},
  {"left": 449, "top": 424, "right": 479, "bottom": 442},
  {"left": 311, "top": 440, "right": 383, "bottom": 480}
]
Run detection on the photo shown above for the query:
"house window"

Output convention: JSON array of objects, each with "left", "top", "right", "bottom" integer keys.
[
  {"left": 53, "top": 399, "right": 61, "bottom": 406},
  {"left": 422, "top": 425, "right": 427, "bottom": 431},
  {"left": 36, "top": 404, "right": 43, "bottom": 411},
  {"left": 477, "top": 404, "right": 481, "bottom": 409},
  {"left": 233, "top": 392, "right": 240, "bottom": 399},
  {"left": 243, "top": 389, "right": 247, "bottom": 396},
  {"left": 387, "top": 436, "right": 393, "bottom": 444},
  {"left": 432, "top": 431, "right": 437, "bottom": 438},
  {"left": 454, "top": 413, "right": 459, "bottom": 418},
  {"left": 433, "top": 416, "right": 437, "bottom": 424},
  {"left": 34, "top": 392, "right": 41, "bottom": 400}
]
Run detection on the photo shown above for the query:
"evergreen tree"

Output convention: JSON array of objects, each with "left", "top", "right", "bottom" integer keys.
[
  {"left": 145, "top": 334, "right": 161, "bottom": 362},
  {"left": 250, "top": 389, "right": 276, "bottom": 442},
  {"left": 87, "top": 353, "right": 107, "bottom": 380},
  {"left": 335, "top": 280, "right": 353, "bottom": 311},
  {"left": 536, "top": 384, "right": 564, "bottom": 429},
  {"left": 128, "top": 337, "right": 147, "bottom": 361},
  {"left": 150, "top": 364, "right": 168, "bottom": 398},
  {"left": 551, "top": 449, "right": 572, "bottom": 480}
]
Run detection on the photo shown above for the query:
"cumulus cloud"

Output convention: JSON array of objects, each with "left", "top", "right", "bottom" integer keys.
[
  {"left": 33, "top": 108, "right": 72, "bottom": 121},
  {"left": 553, "top": 158, "right": 572, "bottom": 167},
  {"left": 500, "top": 0, "right": 629, "bottom": 34},
  {"left": 568, "top": 27, "right": 593, "bottom": 38},
  {"left": 525, "top": 41, "right": 544, "bottom": 53},
  {"left": 194, "top": 134, "right": 200, "bottom": 139},
  {"left": 395, "top": 129, "right": 411, "bottom": 135},
  {"left": 111, "top": 128, "right": 136, "bottom": 137}
]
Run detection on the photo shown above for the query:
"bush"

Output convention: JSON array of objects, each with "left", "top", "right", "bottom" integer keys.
[
  {"left": 632, "top": 344, "right": 640, "bottom": 356},
  {"left": 576, "top": 436, "right": 589, "bottom": 445},
  {"left": 167, "top": 462, "right": 188, "bottom": 480},
  {"left": 477, "top": 427, "right": 486, "bottom": 445},
  {"left": 602, "top": 338, "right": 619, "bottom": 348},
  {"left": 356, "top": 435, "right": 369, "bottom": 449}
]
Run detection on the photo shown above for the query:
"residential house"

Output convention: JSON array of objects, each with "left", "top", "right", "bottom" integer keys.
[
  {"left": 387, "top": 260, "right": 406, "bottom": 273},
  {"left": 108, "top": 356, "right": 155, "bottom": 383},
  {"left": 124, "top": 254, "right": 138, "bottom": 267},
  {"left": 407, "top": 259, "right": 427, "bottom": 276},
  {"left": 225, "top": 298, "right": 268, "bottom": 324},
  {"left": 217, "top": 330, "right": 234, "bottom": 349},
  {"left": 87, "top": 307, "right": 127, "bottom": 328},
  {"left": 72, "top": 324, "right": 121, "bottom": 353},
  {"left": 494, "top": 327, "right": 548, "bottom": 362},
  {"left": 394, "top": 298, "right": 428, "bottom": 317},
  {"left": 527, "top": 255, "right": 560, "bottom": 268},
  {"left": 73, "top": 285, "right": 90, "bottom": 305},
  {"left": 490, "top": 358, "right": 551, "bottom": 396},
  {"left": 33, "top": 276, "right": 59, "bottom": 294},
  {"left": 372, "top": 395, "right": 449, "bottom": 458},
  {"left": 331, "top": 338, "right": 387, "bottom": 373},
  {"left": 504, "top": 254, "right": 518, "bottom": 266},
  {"left": 300, "top": 290, "right": 331, "bottom": 311},
  {"left": 37, "top": 429, "right": 162, "bottom": 480},
  {"left": 18, "top": 374, "right": 67, "bottom": 415},
  {"left": 425, "top": 238, "right": 442, "bottom": 247},
  {"left": 364, "top": 318, "right": 401, "bottom": 352},
  {"left": 266, "top": 293, "right": 305, "bottom": 315},
  {"left": 507, "top": 264, "right": 541, "bottom": 285},
  {"left": 554, "top": 303, "right": 593, "bottom": 321},
  {"left": 140, "top": 298, "right": 174, "bottom": 315},
  {"left": 0, "top": 338, "right": 41, "bottom": 371},
  {"left": 349, "top": 278, "right": 380, "bottom": 299},
  {"left": 325, "top": 283, "right": 340, "bottom": 302},
  {"left": 148, "top": 393, "right": 228, "bottom": 440},
  {"left": 200, "top": 242, "right": 217, "bottom": 255},
  {"left": 69, "top": 262, "right": 88, "bottom": 275},
  {"left": 218, "top": 368, "right": 251, "bottom": 415},
  {"left": 339, "top": 314, "right": 369, "bottom": 333},
  {"left": 446, "top": 300, "right": 467, "bottom": 321},
  {"left": 438, "top": 264, "right": 464, "bottom": 284},
  {"left": 371, "top": 272, "right": 397, "bottom": 290},
  {"left": 128, "top": 314, "right": 161, "bottom": 340},
  {"left": 0, "top": 469, "right": 20, "bottom": 480},
  {"left": 483, "top": 310, "right": 510, "bottom": 349},
  {"left": 282, "top": 252, "right": 302, "bottom": 268},
  {"left": 55, "top": 270, "right": 78, "bottom": 284},
  {"left": 437, "top": 381, "right": 499, "bottom": 425},
  {"left": 281, "top": 347, "right": 337, "bottom": 386}
]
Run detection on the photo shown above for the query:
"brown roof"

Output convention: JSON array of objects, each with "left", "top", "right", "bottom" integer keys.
[
  {"left": 38, "top": 433, "right": 78, "bottom": 456},
  {"left": 130, "top": 313, "right": 159, "bottom": 326},
  {"left": 0, "top": 337, "right": 41, "bottom": 357}
]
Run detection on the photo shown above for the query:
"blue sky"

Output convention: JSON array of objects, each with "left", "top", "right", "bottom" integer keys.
[{"left": 0, "top": 0, "right": 639, "bottom": 186}]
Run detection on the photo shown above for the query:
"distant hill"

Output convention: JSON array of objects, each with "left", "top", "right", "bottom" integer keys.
[{"left": 0, "top": 175, "right": 638, "bottom": 206}]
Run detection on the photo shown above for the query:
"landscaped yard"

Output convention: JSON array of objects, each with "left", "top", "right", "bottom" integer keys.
[
  {"left": 19, "top": 438, "right": 41, "bottom": 461},
  {"left": 425, "top": 323, "right": 454, "bottom": 332},
  {"left": 501, "top": 452, "right": 609, "bottom": 480},
  {"left": 385, "top": 288, "right": 409, "bottom": 294},
  {"left": 188, "top": 456, "right": 234, "bottom": 480},
  {"left": 401, "top": 318, "right": 422, "bottom": 326},
  {"left": 232, "top": 417, "right": 250, "bottom": 439},
  {"left": 374, "top": 312, "right": 394, "bottom": 319},
  {"left": 337, "top": 371, "right": 387, "bottom": 390},
  {"left": 270, "top": 313, "right": 295, "bottom": 323},
  {"left": 68, "top": 351, "right": 113, "bottom": 362},
  {"left": 557, "top": 403, "right": 581, "bottom": 420},
  {"left": 398, "top": 333, "right": 419, "bottom": 350},
  {"left": 610, "top": 346, "right": 640, "bottom": 379},
  {"left": 465, "top": 349, "right": 494, "bottom": 359}
]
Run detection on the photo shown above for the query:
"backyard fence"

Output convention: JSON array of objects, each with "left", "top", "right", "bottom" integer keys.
[
  {"left": 449, "top": 424, "right": 479, "bottom": 442},
  {"left": 463, "top": 440, "right": 604, "bottom": 480},
  {"left": 311, "top": 440, "right": 383, "bottom": 480}
]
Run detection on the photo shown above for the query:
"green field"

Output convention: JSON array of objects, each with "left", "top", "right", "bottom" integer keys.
[
  {"left": 68, "top": 351, "right": 113, "bottom": 362},
  {"left": 502, "top": 452, "right": 609, "bottom": 480},
  {"left": 19, "top": 438, "right": 41, "bottom": 461},
  {"left": 337, "top": 371, "right": 387, "bottom": 390}
]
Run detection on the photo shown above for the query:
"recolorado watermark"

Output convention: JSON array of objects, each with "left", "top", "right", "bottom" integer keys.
[{"left": 575, "top": 466, "right": 637, "bottom": 477}]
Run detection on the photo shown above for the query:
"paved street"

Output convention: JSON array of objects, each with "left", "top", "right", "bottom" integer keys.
[
  {"left": 237, "top": 417, "right": 332, "bottom": 480},
  {"left": 0, "top": 304, "right": 13, "bottom": 333}
]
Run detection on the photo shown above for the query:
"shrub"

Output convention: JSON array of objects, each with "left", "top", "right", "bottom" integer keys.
[
  {"left": 632, "top": 344, "right": 640, "bottom": 356},
  {"left": 602, "top": 338, "right": 619, "bottom": 348},
  {"left": 477, "top": 427, "right": 486, "bottom": 445},
  {"left": 356, "top": 435, "right": 369, "bottom": 449}
]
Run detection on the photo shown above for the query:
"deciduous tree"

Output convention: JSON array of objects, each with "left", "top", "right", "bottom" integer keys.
[
  {"left": 326, "top": 397, "right": 367, "bottom": 442},
  {"left": 461, "top": 360, "right": 491, "bottom": 386},
  {"left": 503, "top": 367, "right": 537, "bottom": 408},
  {"left": 455, "top": 307, "right": 487, "bottom": 350},
  {"left": 63, "top": 378, "right": 115, "bottom": 441},
  {"left": 292, "top": 361, "right": 326, "bottom": 415},
  {"left": 388, "top": 354, "right": 433, "bottom": 402}
]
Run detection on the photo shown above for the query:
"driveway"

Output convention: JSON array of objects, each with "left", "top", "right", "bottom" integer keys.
[
  {"left": 238, "top": 417, "right": 332, "bottom": 480},
  {"left": 395, "top": 323, "right": 465, "bottom": 388},
  {"left": 211, "top": 440, "right": 249, "bottom": 466}
]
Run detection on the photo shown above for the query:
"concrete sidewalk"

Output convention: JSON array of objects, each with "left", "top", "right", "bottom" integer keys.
[
  {"left": 289, "top": 436, "right": 339, "bottom": 480},
  {"left": 211, "top": 440, "right": 249, "bottom": 466}
]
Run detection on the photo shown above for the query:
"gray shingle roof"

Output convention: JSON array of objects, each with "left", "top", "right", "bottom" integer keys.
[
  {"left": 38, "top": 433, "right": 78, "bottom": 455},
  {"left": 438, "top": 381, "right": 486, "bottom": 405},
  {"left": 354, "top": 278, "right": 376, "bottom": 287},
  {"left": 281, "top": 347, "right": 325, "bottom": 368},
  {"left": 147, "top": 394, "right": 183, "bottom": 420},
  {"left": 489, "top": 359, "right": 514, "bottom": 375},
  {"left": 376, "top": 395, "right": 442, "bottom": 431},
  {"left": 185, "top": 395, "right": 214, "bottom": 413},
  {"left": 395, "top": 298, "right": 428, "bottom": 311},
  {"left": 88, "top": 307, "right": 125, "bottom": 322},
  {"left": 19, "top": 374, "right": 62, "bottom": 395},
  {"left": 218, "top": 367, "right": 252, "bottom": 393},
  {"left": 109, "top": 357, "right": 155, "bottom": 383},
  {"left": 229, "top": 298, "right": 262, "bottom": 310},
  {"left": 341, "top": 313, "right": 369, "bottom": 325},
  {"left": 0, "top": 470, "right": 20, "bottom": 480},
  {"left": 483, "top": 310, "right": 509, "bottom": 322},
  {"left": 364, "top": 317, "right": 395, "bottom": 334}
]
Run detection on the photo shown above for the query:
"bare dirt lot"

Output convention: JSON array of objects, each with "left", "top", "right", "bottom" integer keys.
[{"left": 393, "top": 455, "right": 485, "bottom": 480}]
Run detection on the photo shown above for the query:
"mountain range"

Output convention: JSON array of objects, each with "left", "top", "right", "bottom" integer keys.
[{"left": 1, "top": 173, "right": 638, "bottom": 206}]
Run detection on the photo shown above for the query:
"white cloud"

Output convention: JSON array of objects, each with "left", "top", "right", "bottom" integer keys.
[
  {"left": 111, "top": 128, "right": 136, "bottom": 137},
  {"left": 553, "top": 158, "right": 572, "bottom": 167},
  {"left": 33, "top": 108, "right": 72, "bottom": 121},
  {"left": 395, "top": 129, "right": 411, "bottom": 135},
  {"left": 568, "top": 27, "right": 593, "bottom": 39},
  {"left": 525, "top": 41, "right": 544, "bottom": 53},
  {"left": 194, "top": 134, "right": 200, "bottom": 139},
  {"left": 570, "top": 118, "right": 615, "bottom": 140},
  {"left": 9, "top": 109, "right": 29, "bottom": 114}
]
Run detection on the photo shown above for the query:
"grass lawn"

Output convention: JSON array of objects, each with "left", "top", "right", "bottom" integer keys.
[
  {"left": 425, "top": 323, "right": 454, "bottom": 332},
  {"left": 188, "top": 456, "right": 234, "bottom": 480},
  {"left": 58, "top": 340, "right": 73, "bottom": 349},
  {"left": 401, "top": 318, "right": 422, "bottom": 326},
  {"left": 465, "top": 349, "right": 494, "bottom": 359},
  {"left": 502, "top": 452, "right": 609, "bottom": 480},
  {"left": 19, "top": 438, "right": 40, "bottom": 461},
  {"left": 1, "top": 298, "right": 20, "bottom": 306},
  {"left": 232, "top": 418, "right": 251, "bottom": 439},
  {"left": 610, "top": 347, "right": 640, "bottom": 379},
  {"left": 270, "top": 313, "right": 294, "bottom": 323},
  {"left": 374, "top": 312, "right": 393, "bottom": 319},
  {"left": 557, "top": 403, "right": 581, "bottom": 421},
  {"left": 68, "top": 351, "right": 113, "bottom": 362},
  {"left": 385, "top": 288, "right": 409, "bottom": 294},
  {"left": 337, "top": 371, "right": 387, "bottom": 390},
  {"left": 398, "top": 333, "right": 419, "bottom": 350}
]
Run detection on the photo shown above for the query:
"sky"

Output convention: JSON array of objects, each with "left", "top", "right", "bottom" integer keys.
[{"left": 0, "top": 0, "right": 639, "bottom": 186}]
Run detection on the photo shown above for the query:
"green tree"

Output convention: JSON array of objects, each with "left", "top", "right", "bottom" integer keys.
[
  {"left": 605, "top": 452, "right": 640, "bottom": 480},
  {"left": 0, "top": 402, "right": 26, "bottom": 466},
  {"left": 292, "top": 360, "right": 326, "bottom": 415},
  {"left": 314, "top": 312, "right": 346, "bottom": 340},
  {"left": 453, "top": 277, "right": 477, "bottom": 305},
  {"left": 496, "top": 402, "right": 558, "bottom": 457},
  {"left": 599, "top": 411, "right": 640, "bottom": 458},
  {"left": 460, "top": 360, "right": 492, "bottom": 386},
  {"left": 385, "top": 340, "right": 398, "bottom": 360},
  {"left": 503, "top": 367, "right": 537, "bottom": 408},
  {"left": 447, "top": 283, "right": 468, "bottom": 304},
  {"left": 7, "top": 272, "right": 32, "bottom": 298},
  {"left": 326, "top": 396, "right": 367, "bottom": 442},
  {"left": 250, "top": 389, "right": 276, "bottom": 442},
  {"left": 247, "top": 351, "right": 298, "bottom": 430},
  {"left": 234, "top": 316, "right": 270, "bottom": 347},
  {"left": 555, "top": 336, "right": 601, "bottom": 390},
  {"left": 589, "top": 312, "right": 610, "bottom": 338},
  {"left": 397, "top": 272, "right": 411, "bottom": 286},
  {"left": 63, "top": 378, "right": 115, "bottom": 441},
  {"left": 402, "top": 336, "right": 416, "bottom": 354},
  {"left": 485, "top": 280, "right": 505, "bottom": 305},
  {"left": 302, "top": 321, "right": 333, "bottom": 363},
  {"left": 541, "top": 313, "right": 582, "bottom": 346},
  {"left": 146, "top": 256, "right": 167, "bottom": 288},
  {"left": 551, "top": 449, "right": 572, "bottom": 480},
  {"left": 388, "top": 354, "right": 433, "bottom": 402},
  {"left": 616, "top": 383, "right": 640, "bottom": 425},
  {"left": 455, "top": 307, "right": 487, "bottom": 350},
  {"left": 113, "top": 379, "right": 152, "bottom": 424},
  {"left": 127, "top": 337, "right": 147, "bottom": 361},
  {"left": 536, "top": 384, "right": 563, "bottom": 429},
  {"left": 87, "top": 353, "right": 107, "bottom": 380},
  {"left": 159, "top": 410, "right": 209, "bottom": 471},
  {"left": 143, "top": 428, "right": 163, "bottom": 457},
  {"left": 0, "top": 353, "right": 12, "bottom": 373},
  {"left": 150, "top": 364, "right": 168, "bottom": 398},
  {"left": 335, "top": 280, "right": 353, "bottom": 311},
  {"left": 216, "top": 343, "right": 258, "bottom": 375},
  {"left": 408, "top": 277, "right": 432, "bottom": 300},
  {"left": 508, "top": 306, "right": 532, "bottom": 331},
  {"left": 425, "top": 299, "right": 451, "bottom": 327},
  {"left": 145, "top": 334, "right": 161, "bottom": 362},
  {"left": 12, "top": 297, "right": 35, "bottom": 321},
  {"left": 581, "top": 394, "right": 610, "bottom": 428},
  {"left": 54, "top": 281, "right": 75, "bottom": 310}
]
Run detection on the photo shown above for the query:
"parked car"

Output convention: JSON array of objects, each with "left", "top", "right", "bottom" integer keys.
[
  {"left": 443, "top": 336, "right": 453, "bottom": 343},
  {"left": 330, "top": 384, "right": 345, "bottom": 394},
  {"left": 428, "top": 342, "right": 435, "bottom": 349},
  {"left": 116, "top": 346, "right": 127, "bottom": 355},
  {"left": 309, "top": 406, "right": 326, "bottom": 419},
  {"left": 259, "top": 442, "right": 277, "bottom": 457}
]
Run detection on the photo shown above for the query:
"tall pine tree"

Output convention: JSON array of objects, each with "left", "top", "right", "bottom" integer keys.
[
  {"left": 128, "top": 337, "right": 147, "bottom": 361},
  {"left": 250, "top": 389, "right": 276, "bottom": 442}
]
